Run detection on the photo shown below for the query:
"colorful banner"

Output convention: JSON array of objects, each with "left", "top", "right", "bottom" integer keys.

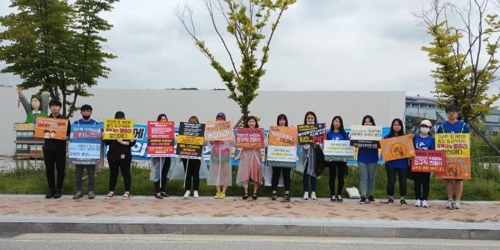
[
  {"left": 147, "top": 121, "right": 175, "bottom": 157},
  {"left": 266, "top": 146, "right": 297, "bottom": 168},
  {"left": 297, "top": 123, "right": 326, "bottom": 145},
  {"left": 436, "top": 157, "right": 471, "bottom": 180},
  {"left": 68, "top": 124, "right": 102, "bottom": 165},
  {"left": 103, "top": 119, "right": 134, "bottom": 140},
  {"left": 323, "top": 140, "right": 354, "bottom": 161},
  {"left": 435, "top": 134, "right": 471, "bottom": 157},
  {"left": 34, "top": 117, "right": 68, "bottom": 140},
  {"left": 268, "top": 126, "right": 297, "bottom": 146},
  {"left": 205, "top": 121, "right": 234, "bottom": 141},
  {"left": 411, "top": 150, "right": 446, "bottom": 173},
  {"left": 235, "top": 128, "right": 265, "bottom": 149},
  {"left": 379, "top": 135, "right": 416, "bottom": 161},
  {"left": 349, "top": 125, "right": 382, "bottom": 148},
  {"left": 176, "top": 122, "right": 205, "bottom": 159}
]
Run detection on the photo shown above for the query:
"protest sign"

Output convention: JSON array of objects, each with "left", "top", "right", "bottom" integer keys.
[
  {"left": 435, "top": 133, "right": 471, "bottom": 180},
  {"left": 34, "top": 117, "right": 68, "bottom": 140},
  {"left": 205, "top": 121, "right": 234, "bottom": 141},
  {"left": 323, "top": 140, "right": 354, "bottom": 161},
  {"left": 297, "top": 123, "right": 326, "bottom": 145},
  {"left": 103, "top": 119, "right": 134, "bottom": 140},
  {"left": 411, "top": 150, "right": 446, "bottom": 173},
  {"left": 235, "top": 128, "right": 265, "bottom": 149},
  {"left": 147, "top": 121, "right": 175, "bottom": 157},
  {"left": 349, "top": 125, "right": 382, "bottom": 148},
  {"left": 68, "top": 124, "right": 102, "bottom": 165},
  {"left": 268, "top": 126, "right": 297, "bottom": 146},
  {"left": 266, "top": 146, "right": 297, "bottom": 168},
  {"left": 379, "top": 135, "right": 416, "bottom": 161},
  {"left": 176, "top": 122, "right": 205, "bottom": 159}
]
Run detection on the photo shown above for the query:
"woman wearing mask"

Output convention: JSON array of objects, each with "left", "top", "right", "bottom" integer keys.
[
  {"left": 413, "top": 120, "right": 435, "bottom": 208},
  {"left": 296, "top": 111, "right": 321, "bottom": 200}
]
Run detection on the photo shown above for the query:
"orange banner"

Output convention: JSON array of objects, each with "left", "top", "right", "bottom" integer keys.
[
  {"left": 205, "top": 121, "right": 234, "bottom": 141},
  {"left": 436, "top": 157, "right": 471, "bottom": 180},
  {"left": 380, "top": 134, "right": 415, "bottom": 162},
  {"left": 34, "top": 117, "right": 68, "bottom": 140},
  {"left": 268, "top": 126, "right": 298, "bottom": 147}
]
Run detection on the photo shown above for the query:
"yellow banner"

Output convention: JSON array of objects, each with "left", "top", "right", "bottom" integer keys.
[
  {"left": 435, "top": 133, "right": 470, "bottom": 157},
  {"left": 177, "top": 135, "right": 204, "bottom": 146},
  {"left": 103, "top": 119, "right": 134, "bottom": 140}
]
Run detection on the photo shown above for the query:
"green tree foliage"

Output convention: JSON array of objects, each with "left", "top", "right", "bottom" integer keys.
[
  {"left": 420, "top": 0, "right": 500, "bottom": 123},
  {"left": 0, "top": 0, "right": 118, "bottom": 117},
  {"left": 176, "top": 0, "right": 296, "bottom": 118}
]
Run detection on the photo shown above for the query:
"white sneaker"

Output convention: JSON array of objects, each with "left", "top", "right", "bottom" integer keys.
[
  {"left": 311, "top": 191, "right": 317, "bottom": 200},
  {"left": 415, "top": 199, "right": 421, "bottom": 207},
  {"left": 193, "top": 190, "right": 199, "bottom": 198},
  {"left": 446, "top": 199, "right": 453, "bottom": 209},
  {"left": 303, "top": 192, "right": 309, "bottom": 200},
  {"left": 454, "top": 201, "right": 461, "bottom": 209},
  {"left": 421, "top": 200, "right": 429, "bottom": 208},
  {"left": 183, "top": 190, "right": 191, "bottom": 198}
]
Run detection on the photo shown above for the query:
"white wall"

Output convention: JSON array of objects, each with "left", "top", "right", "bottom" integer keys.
[{"left": 0, "top": 86, "right": 405, "bottom": 156}]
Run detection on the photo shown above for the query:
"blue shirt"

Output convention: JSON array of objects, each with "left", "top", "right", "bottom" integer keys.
[
  {"left": 383, "top": 134, "right": 409, "bottom": 169},
  {"left": 326, "top": 131, "right": 349, "bottom": 141},
  {"left": 437, "top": 120, "right": 470, "bottom": 133},
  {"left": 413, "top": 135, "right": 435, "bottom": 150},
  {"left": 357, "top": 148, "right": 379, "bottom": 163}
]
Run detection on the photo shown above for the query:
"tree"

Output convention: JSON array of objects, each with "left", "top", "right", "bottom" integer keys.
[
  {"left": 0, "top": 0, "right": 118, "bottom": 117},
  {"left": 176, "top": 0, "right": 296, "bottom": 118},
  {"left": 420, "top": 0, "right": 500, "bottom": 123}
]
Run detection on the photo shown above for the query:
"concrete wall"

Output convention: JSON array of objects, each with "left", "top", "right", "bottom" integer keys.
[{"left": 1, "top": 86, "right": 405, "bottom": 156}]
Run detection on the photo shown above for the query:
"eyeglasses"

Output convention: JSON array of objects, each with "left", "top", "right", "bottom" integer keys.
[{"left": 446, "top": 111, "right": 458, "bottom": 115}]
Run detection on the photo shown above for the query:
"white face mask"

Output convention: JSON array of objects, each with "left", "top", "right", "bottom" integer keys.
[
  {"left": 420, "top": 127, "right": 430, "bottom": 134},
  {"left": 307, "top": 121, "right": 314, "bottom": 125}
]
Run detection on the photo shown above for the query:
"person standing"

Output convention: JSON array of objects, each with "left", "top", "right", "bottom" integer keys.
[
  {"left": 384, "top": 118, "right": 409, "bottom": 205},
  {"left": 44, "top": 99, "right": 71, "bottom": 199},
  {"left": 437, "top": 104, "right": 470, "bottom": 209},
  {"left": 73, "top": 104, "right": 99, "bottom": 199},
  {"left": 325, "top": 116, "right": 349, "bottom": 202},
  {"left": 151, "top": 113, "right": 172, "bottom": 199},
  {"left": 357, "top": 115, "right": 379, "bottom": 204},
  {"left": 182, "top": 116, "right": 202, "bottom": 198},
  {"left": 296, "top": 111, "right": 321, "bottom": 201},
  {"left": 104, "top": 111, "right": 136, "bottom": 200},
  {"left": 270, "top": 114, "right": 293, "bottom": 201},
  {"left": 207, "top": 112, "right": 233, "bottom": 199},
  {"left": 413, "top": 119, "right": 435, "bottom": 208}
]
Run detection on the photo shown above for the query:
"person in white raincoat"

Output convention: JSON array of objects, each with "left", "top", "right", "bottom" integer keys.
[{"left": 207, "top": 112, "right": 233, "bottom": 199}]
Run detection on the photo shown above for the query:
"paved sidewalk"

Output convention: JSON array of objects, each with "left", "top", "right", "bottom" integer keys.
[{"left": 0, "top": 194, "right": 499, "bottom": 239}]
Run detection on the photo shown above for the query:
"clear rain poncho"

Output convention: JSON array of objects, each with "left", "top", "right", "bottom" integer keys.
[
  {"left": 207, "top": 140, "right": 233, "bottom": 186},
  {"left": 236, "top": 148, "right": 263, "bottom": 187}
]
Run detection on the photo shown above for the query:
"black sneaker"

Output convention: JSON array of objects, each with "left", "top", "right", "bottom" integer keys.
[
  {"left": 368, "top": 195, "right": 375, "bottom": 203},
  {"left": 271, "top": 193, "right": 277, "bottom": 200},
  {"left": 330, "top": 195, "right": 336, "bottom": 202},
  {"left": 336, "top": 195, "right": 343, "bottom": 202},
  {"left": 359, "top": 196, "right": 366, "bottom": 204},
  {"left": 284, "top": 193, "right": 290, "bottom": 201},
  {"left": 53, "top": 189, "right": 62, "bottom": 199},
  {"left": 45, "top": 189, "right": 56, "bottom": 199}
]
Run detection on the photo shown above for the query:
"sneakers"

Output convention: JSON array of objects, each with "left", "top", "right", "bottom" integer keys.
[
  {"left": 271, "top": 193, "right": 278, "bottom": 200},
  {"left": 303, "top": 192, "right": 309, "bottom": 200},
  {"left": 330, "top": 195, "right": 336, "bottom": 202},
  {"left": 155, "top": 192, "right": 164, "bottom": 199},
  {"left": 311, "top": 191, "right": 317, "bottom": 200},
  {"left": 387, "top": 198, "right": 394, "bottom": 205},
  {"left": 45, "top": 189, "right": 56, "bottom": 199},
  {"left": 122, "top": 191, "right": 131, "bottom": 200},
  {"left": 183, "top": 190, "right": 191, "bottom": 198},
  {"left": 219, "top": 192, "right": 226, "bottom": 199},
  {"left": 160, "top": 192, "right": 169, "bottom": 198},
  {"left": 336, "top": 195, "right": 343, "bottom": 202},
  {"left": 446, "top": 199, "right": 453, "bottom": 209},
  {"left": 193, "top": 191, "right": 199, "bottom": 198},
  {"left": 359, "top": 196, "right": 366, "bottom": 204},
  {"left": 88, "top": 191, "right": 95, "bottom": 199},
  {"left": 73, "top": 191, "right": 83, "bottom": 200},
  {"left": 415, "top": 199, "right": 422, "bottom": 207},
  {"left": 105, "top": 191, "right": 114, "bottom": 199},
  {"left": 215, "top": 191, "right": 221, "bottom": 199},
  {"left": 421, "top": 200, "right": 429, "bottom": 208},
  {"left": 368, "top": 195, "right": 375, "bottom": 203},
  {"left": 454, "top": 201, "right": 461, "bottom": 209},
  {"left": 284, "top": 193, "right": 290, "bottom": 201},
  {"left": 53, "top": 189, "right": 62, "bottom": 199},
  {"left": 400, "top": 199, "right": 407, "bottom": 205}
]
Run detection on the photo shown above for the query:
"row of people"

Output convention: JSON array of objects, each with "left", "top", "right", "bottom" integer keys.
[{"left": 41, "top": 101, "right": 469, "bottom": 209}]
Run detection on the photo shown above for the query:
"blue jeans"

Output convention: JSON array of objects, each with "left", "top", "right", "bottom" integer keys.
[
  {"left": 358, "top": 162, "right": 377, "bottom": 197},
  {"left": 303, "top": 163, "right": 317, "bottom": 192}
]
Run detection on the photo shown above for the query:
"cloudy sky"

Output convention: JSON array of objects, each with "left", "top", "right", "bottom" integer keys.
[{"left": 0, "top": 0, "right": 498, "bottom": 99}]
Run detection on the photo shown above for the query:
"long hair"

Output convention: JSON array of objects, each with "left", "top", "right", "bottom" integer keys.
[
  {"left": 330, "top": 116, "right": 347, "bottom": 137},
  {"left": 303, "top": 111, "right": 317, "bottom": 124},
  {"left": 389, "top": 118, "right": 405, "bottom": 136},
  {"left": 361, "top": 115, "right": 376, "bottom": 126},
  {"left": 157, "top": 113, "right": 168, "bottom": 121},
  {"left": 277, "top": 114, "right": 288, "bottom": 126},
  {"left": 244, "top": 116, "right": 259, "bottom": 128}
]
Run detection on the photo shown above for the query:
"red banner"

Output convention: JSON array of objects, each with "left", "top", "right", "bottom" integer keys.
[
  {"left": 411, "top": 150, "right": 446, "bottom": 173},
  {"left": 235, "top": 128, "right": 265, "bottom": 149}
]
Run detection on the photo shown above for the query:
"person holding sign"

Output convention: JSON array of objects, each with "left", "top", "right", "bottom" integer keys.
[
  {"left": 104, "top": 111, "right": 136, "bottom": 200},
  {"left": 296, "top": 111, "right": 322, "bottom": 201},
  {"left": 72, "top": 104, "right": 99, "bottom": 200},
  {"left": 236, "top": 116, "right": 264, "bottom": 200},
  {"left": 182, "top": 116, "right": 203, "bottom": 198},
  {"left": 383, "top": 118, "right": 410, "bottom": 206},
  {"left": 325, "top": 116, "right": 349, "bottom": 202},
  {"left": 207, "top": 112, "right": 233, "bottom": 199},
  {"left": 413, "top": 120, "right": 435, "bottom": 208},
  {"left": 437, "top": 104, "right": 470, "bottom": 209},
  {"left": 43, "top": 99, "right": 71, "bottom": 199},
  {"left": 151, "top": 114, "right": 173, "bottom": 199},
  {"left": 269, "top": 114, "right": 293, "bottom": 201},
  {"left": 357, "top": 115, "right": 379, "bottom": 204}
]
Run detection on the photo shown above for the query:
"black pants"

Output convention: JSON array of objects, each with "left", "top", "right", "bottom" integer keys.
[
  {"left": 326, "top": 161, "right": 346, "bottom": 196},
  {"left": 271, "top": 167, "right": 291, "bottom": 191},
  {"left": 43, "top": 147, "right": 66, "bottom": 190},
  {"left": 153, "top": 157, "right": 171, "bottom": 193},
  {"left": 413, "top": 172, "right": 431, "bottom": 200},
  {"left": 182, "top": 159, "right": 200, "bottom": 191},
  {"left": 108, "top": 158, "right": 131, "bottom": 192},
  {"left": 386, "top": 166, "right": 408, "bottom": 197}
]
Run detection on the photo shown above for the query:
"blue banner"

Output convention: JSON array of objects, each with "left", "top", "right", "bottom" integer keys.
[{"left": 69, "top": 124, "right": 102, "bottom": 165}]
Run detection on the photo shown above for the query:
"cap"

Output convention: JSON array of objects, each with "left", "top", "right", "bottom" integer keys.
[
  {"left": 80, "top": 104, "right": 92, "bottom": 111},
  {"left": 216, "top": 112, "right": 226, "bottom": 120},
  {"left": 420, "top": 120, "right": 432, "bottom": 127},
  {"left": 114, "top": 111, "right": 125, "bottom": 119}
]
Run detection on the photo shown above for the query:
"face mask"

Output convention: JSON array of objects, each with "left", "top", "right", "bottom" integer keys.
[
  {"left": 307, "top": 121, "right": 314, "bottom": 125},
  {"left": 420, "top": 127, "right": 430, "bottom": 134}
]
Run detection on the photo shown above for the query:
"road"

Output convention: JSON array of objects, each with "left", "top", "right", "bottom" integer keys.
[{"left": 0, "top": 234, "right": 499, "bottom": 250}]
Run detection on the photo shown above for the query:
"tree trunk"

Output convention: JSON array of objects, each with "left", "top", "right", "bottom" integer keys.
[{"left": 469, "top": 123, "right": 500, "bottom": 156}]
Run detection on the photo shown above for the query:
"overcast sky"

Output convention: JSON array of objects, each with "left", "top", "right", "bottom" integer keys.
[{"left": 0, "top": 0, "right": 499, "bottom": 99}]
